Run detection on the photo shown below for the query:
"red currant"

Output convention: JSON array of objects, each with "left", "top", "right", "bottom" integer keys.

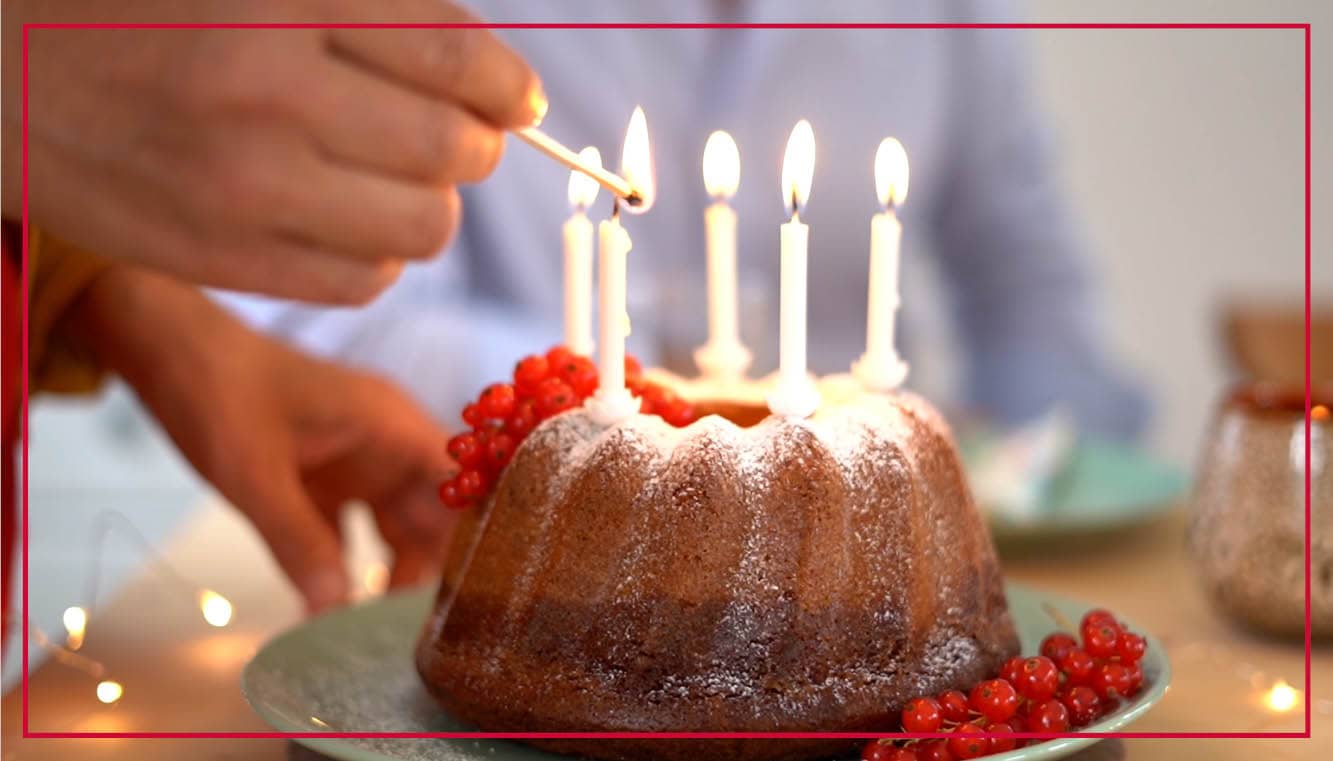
[
  {"left": 1123, "top": 661, "right": 1144, "bottom": 696},
  {"left": 937, "top": 690, "right": 970, "bottom": 723},
  {"left": 901, "top": 696, "right": 944, "bottom": 733},
  {"left": 461, "top": 402, "right": 486, "bottom": 428},
  {"left": 969, "top": 679, "right": 1020, "bottom": 723},
  {"left": 446, "top": 432, "right": 484, "bottom": 468},
  {"left": 1059, "top": 648, "right": 1096, "bottom": 685},
  {"left": 503, "top": 398, "right": 539, "bottom": 438},
  {"left": 1059, "top": 685, "right": 1101, "bottom": 726},
  {"left": 659, "top": 397, "right": 696, "bottom": 427},
  {"left": 1014, "top": 656, "right": 1060, "bottom": 702},
  {"left": 1091, "top": 661, "right": 1133, "bottom": 702},
  {"left": 915, "top": 741, "right": 951, "bottom": 761},
  {"left": 985, "top": 722, "right": 1017, "bottom": 753},
  {"left": 545, "top": 345, "right": 575, "bottom": 369},
  {"left": 947, "top": 724, "right": 989, "bottom": 759},
  {"left": 455, "top": 469, "right": 488, "bottom": 500},
  {"left": 437, "top": 479, "right": 470, "bottom": 509},
  {"left": 535, "top": 377, "right": 578, "bottom": 417},
  {"left": 1027, "top": 699, "right": 1070, "bottom": 733},
  {"left": 1081, "top": 620, "right": 1122, "bottom": 658},
  {"left": 514, "top": 355, "right": 550, "bottom": 394},
  {"left": 478, "top": 383, "right": 517, "bottom": 419},
  {"left": 1081, "top": 608, "right": 1117, "bottom": 629},
  {"left": 560, "top": 356, "right": 599, "bottom": 398},
  {"left": 1041, "top": 632, "right": 1079, "bottom": 663},
  {"left": 624, "top": 354, "right": 644, "bottom": 379},
  {"left": 1117, "top": 631, "right": 1146, "bottom": 663},
  {"left": 999, "top": 655, "right": 1025, "bottom": 685},
  {"left": 486, "top": 432, "right": 516, "bottom": 471},
  {"left": 860, "top": 740, "right": 894, "bottom": 761}
]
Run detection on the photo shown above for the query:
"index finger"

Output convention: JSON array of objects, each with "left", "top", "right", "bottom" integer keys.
[{"left": 327, "top": 22, "right": 546, "bottom": 129}]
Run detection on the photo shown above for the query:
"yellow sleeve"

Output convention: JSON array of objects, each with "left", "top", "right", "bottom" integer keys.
[{"left": 27, "top": 227, "right": 113, "bottom": 394}]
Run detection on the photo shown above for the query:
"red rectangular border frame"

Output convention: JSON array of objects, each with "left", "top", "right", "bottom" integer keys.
[{"left": 21, "top": 21, "right": 1314, "bottom": 743}]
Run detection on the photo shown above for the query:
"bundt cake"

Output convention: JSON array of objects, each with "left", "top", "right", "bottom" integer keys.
[{"left": 416, "top": 374, "right": 1018, "bottom": 761}]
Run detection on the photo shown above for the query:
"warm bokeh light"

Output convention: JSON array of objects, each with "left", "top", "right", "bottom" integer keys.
[
  {"left": 198, "top": 589, "right": 233, "bottom": 628},
  {"left": 781, "top": 120, "right": 816, "bottom": 217},
  {"left": 1265, "top": 680, "right": 1300, "bottom": 713},
  {"left": 566, "top": 146, "right": 602, "bottom": 210},
  {"left": 703, "top": 130, "right": 740, "bottom": 200},
  {"left": 363, "top": 562, "right": 389, "bottom": 596},
  {"left": 1313, "top": 404, "right": 1329, "bottom": 422},
  {"left": 874, "top": 137, "right": 910, "bottom": 209},
  {"left": 96, "top": 680, "right": 123, "bottom": 704},
  {"left": 63, "top": 605, "right": 87, "bottom": 649},
  {"left": 621, "top": 106, "right": 656, "bottom": 214}
]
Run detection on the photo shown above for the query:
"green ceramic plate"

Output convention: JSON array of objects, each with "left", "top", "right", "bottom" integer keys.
[
  {"left": 961, "top": 438, "right": 1189, "bottom": 542},
  {"left": 242, "top": 583, "right": 1170, "bottom": 761}
]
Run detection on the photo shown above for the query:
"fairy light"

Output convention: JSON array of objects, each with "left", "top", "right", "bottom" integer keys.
[
  {"left": 1264, "top": 680, "right": 1300, "bottom": 713},
  {"left": 198, "top": 589, "right": 233, "bottom": 628},
  {"left": 96, "top": 680, "right": 124, "bottom": 704}
]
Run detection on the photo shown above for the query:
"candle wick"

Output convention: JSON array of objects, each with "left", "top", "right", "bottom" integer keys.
[{"left": 612, "top": 199, "right": 621, "bottom": 221}]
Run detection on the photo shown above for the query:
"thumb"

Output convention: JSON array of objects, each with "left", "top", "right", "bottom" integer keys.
[{"left": 236, "top": 465, "right": 349, "bottom": 614}]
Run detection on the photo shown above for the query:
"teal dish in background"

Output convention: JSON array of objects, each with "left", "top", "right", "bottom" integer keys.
[{"left": 243, "top": 583, "right": 1170, "bottom": 761}]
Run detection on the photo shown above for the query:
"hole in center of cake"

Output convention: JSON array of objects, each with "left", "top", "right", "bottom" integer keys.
[{"left": 690, "top": 399, "right": 771, "bottom": 428}]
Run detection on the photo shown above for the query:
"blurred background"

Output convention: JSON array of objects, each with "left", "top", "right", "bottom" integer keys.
[{"left": 7, "top": 0, "right": 1328, "bottom": 690}]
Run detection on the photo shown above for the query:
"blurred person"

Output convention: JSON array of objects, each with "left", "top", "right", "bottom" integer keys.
[
  {"left": 1, "top": 0, "right": 548, "bottom": 641},
  {"left": 218, "top": 0, "right": 1151, "bottom": 443}
]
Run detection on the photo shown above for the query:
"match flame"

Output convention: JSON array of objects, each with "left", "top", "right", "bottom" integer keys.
[
  {"left": 198, "top": 589, "right": 233, "bottom": 628},
  {"left": 63, "top": 605, "right": 87, "bottom": 650},
  {"left": 566, "top": 146, "right": 602, "bottom": 210},
  {"left": 874, "top": 137, "right": 910, "bottom": 209},
  {"left": 703, "top": 130, "right": 740, "bottom": 200},
  {"left": 621, "top": 106, "right": 655, "bottom": 214},
  {"left": 1265, "top": 680, "right": 1300, "bottom": 713},
  {"left": 96, "top": 680, "right": 123, "bottom": 705},
  {"left": 781, "top": 120, "right": 815, "bottom": 217}
]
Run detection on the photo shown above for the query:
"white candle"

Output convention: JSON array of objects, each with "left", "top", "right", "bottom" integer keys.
[
  {"left": 853, "top": 137, "right": 911, "bottom": 391},
  {"left": 586, "top": 107, "right": 654, "bottom": 426},
  {"left": 767, "top": 120, "right": 821, "bottom": 419},
  {"left": 695, "top": 130, "right": 752, "bottom": 380},
  {"left": 563, "top": 146, "right": 601, "bottom": 356}
]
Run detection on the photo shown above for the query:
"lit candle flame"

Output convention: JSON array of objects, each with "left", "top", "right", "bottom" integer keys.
[
  {"left": 1265, "top": 680, "right": 1300, "bottom": 713},
  {"left": 566, "top": 146, "right": 602, "bottom": 211},
  {"left": 781, "top": 120, "right": 815, "bottom": 218},
  {"left": 874, "top": 137, "right": 910, "bottom": 210},
  {"left": 703, "top": 130, "right": 740, "bottom": 200},
  {"left": 620, "top": 106, "right": 655, "bottom": 214},
  {"left": 198, "top": 589, "right": 233, "bottom": 628},
  {"left": 96, "top": 680, "right": 123, "bottom": 705},
  {"left": 362, "top": 562, "right": 389, "bottom": 596},
  {"left": 63, "top": 605, "right": 87, "bottom": 649}
]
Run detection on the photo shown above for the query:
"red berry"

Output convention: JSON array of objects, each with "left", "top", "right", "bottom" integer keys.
[
  {"left": 560, "top": 356, "right": 599, "bottom": 398},
  {"left": 514, "top": 355, "right": 550, "bottom": 394},
  {"left": 969, "top": 679, "right": 1019, "bottom": 723},
  {"left": 901, "top": 697, "right": 944, "bottom": 733},
  {"left": 1081, "top": 608, "right": 1117, "bottom": 629},
  {"left": 486, "top": 432, "right": 516, "bottom": 471},
  {"left": 937, "top": 690, "right": 970, "bottom": 723},
  {"left": 545, "top": 345, "right": 576, "bottom": 368},
  {"left": 535, "top": 377, "right": 578, "bottom": 417},
  {"left": 985, "top": 722, "right": 1017, "bottom": 753},
  {"left": 461, "top": 402, "right": 486, "bottom": 428},
  {"left": 504, "top": 398, "right": 540, "bottom": 438},
  {"left": 861, "top": 741, "right": 915, "bottom": 761},
  {"left": 1059, "top": 648, "right": 1096, "bottom": 685},
  {"left": 947, "top": 724, "right": 989, "bottom": 759},
  {"left": 659, "top": 397, "right": 696, "bottom": 427},
  {"left": 885, "top": 749, "right": 918, "bottom": 761},
  {"left": 1027, "top": 699, "right": 1070, "bottom": 733},
  {"left": 455, "top": 469, "right": 489, "bottom": 499},
  {"left": 446, "top": 432, "right": 484, "bottom": 468},
  {"left": 915, "top": 741, "right": 952, "bottom": 761},
  {"left": 1081, "top": 620, "right": 1122, "bottom": 658},
  {"left": 478, "top": 383, "right": 517, "bottom": 419},
  {"left": 1091, "top": 661, "right": 1133, "bottom": 702},
  {"left": 1123, "top": 661, "right": 1144, "bottom": 696},
  {"left": 1014, "top": 656, "right": 1060, "bottom": 702},
  {"left": 624, "top": 354, "right": 644, "bottom": 379},
  {"left": 999, "top": 656, "right": 1025, "bottom": 686},
  {"left": 437, "top": 479, "right": 470, "bottom": 509},
  {"left": 1117, "top": 631, "right": 1146, "bottom": 664},
  {"left": 1041, "top": 632, "right": 1079, "bottom": 663},
  {"left": 1060, "top": 685, "right": 1101, "bottom": 726}
]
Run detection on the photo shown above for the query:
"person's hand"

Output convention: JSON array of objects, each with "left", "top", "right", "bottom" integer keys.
[
  {"left": 3, "top": 0, "right": 545, "bottom": 304},
  {"left": 66, "top": 265, "right": 458, "bottom": 611}
]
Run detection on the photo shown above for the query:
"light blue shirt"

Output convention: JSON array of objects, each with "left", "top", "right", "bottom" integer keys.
[{"left": 218, "top": 0, "right": 1148, "bottom": 440}]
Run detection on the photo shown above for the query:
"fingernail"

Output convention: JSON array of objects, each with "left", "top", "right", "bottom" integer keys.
[
  {"left": 526, "top": 78, "right": 549, "bottom": 127},
  {"left": 303, "top": 569, "right": 347, "bottom": 614}
]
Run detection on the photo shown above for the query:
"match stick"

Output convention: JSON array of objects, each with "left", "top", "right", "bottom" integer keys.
[{"left": 515, "top": 127, "right": 642, "bottom": 206}]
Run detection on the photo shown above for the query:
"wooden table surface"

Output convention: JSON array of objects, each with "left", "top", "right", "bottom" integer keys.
[{"left": 3, "top": 497, "right": 1329, "bottom": 760}]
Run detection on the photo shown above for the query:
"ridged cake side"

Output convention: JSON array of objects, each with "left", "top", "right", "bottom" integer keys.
[{"left": 417, "top": 390, "right": 1018, "bottom": 761}]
